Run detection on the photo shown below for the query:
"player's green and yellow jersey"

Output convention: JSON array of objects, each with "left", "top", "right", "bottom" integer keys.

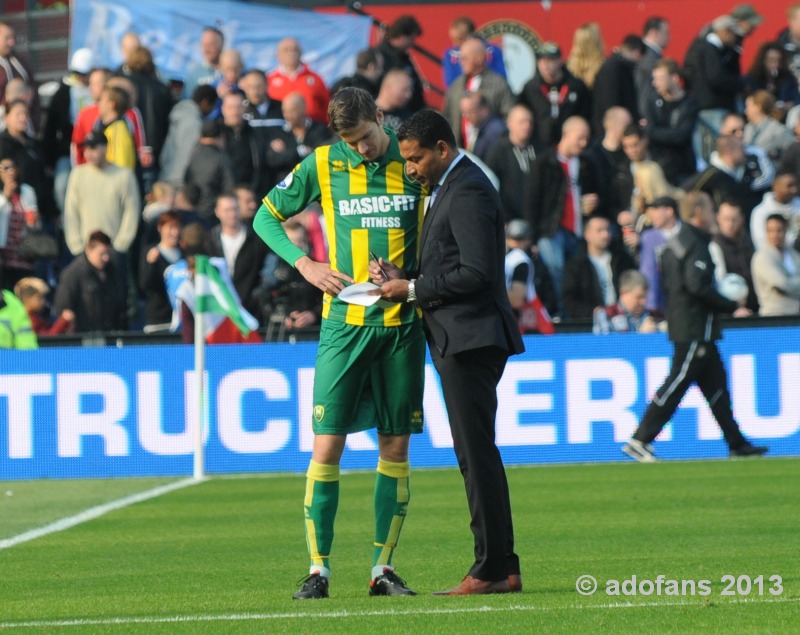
[{"left": 260, "top": 127, "right": 426, "bottom": 327}]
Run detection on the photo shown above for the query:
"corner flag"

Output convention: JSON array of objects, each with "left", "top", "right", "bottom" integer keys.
[{"left": 194, "top": 255, "right": 259, "bottom": 337}]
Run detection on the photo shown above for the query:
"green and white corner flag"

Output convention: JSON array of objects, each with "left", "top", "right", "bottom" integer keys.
[{"left": 194, "top": 255, "right": 259, "bottom": 337}]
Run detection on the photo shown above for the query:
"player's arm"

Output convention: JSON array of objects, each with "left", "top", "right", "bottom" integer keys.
[
  {"left": 253, "top": 160, "right": 353, "bottom": 294},
  {"left": 253, "top": 157, "right": 319, "bottom": 267},
  {"left": 254, "top": 204, "right": 353, "bottom": 294},
  {"left": 253, "top": 207, "right": 307, "bottom": 267}
]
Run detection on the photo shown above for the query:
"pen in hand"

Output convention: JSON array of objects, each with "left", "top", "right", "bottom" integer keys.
[{"left": 370, "top": 250, "right": 390, "bottom": 282}]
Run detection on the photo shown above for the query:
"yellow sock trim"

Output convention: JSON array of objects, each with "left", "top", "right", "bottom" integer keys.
[
  {"left": 377, "top": 458, "right": 410, "bottom": 479},
  {"left": 307, "top": 460, "right": 340, "bottom": 482}
]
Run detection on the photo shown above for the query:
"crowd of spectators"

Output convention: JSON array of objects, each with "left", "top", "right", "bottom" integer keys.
[{"left": 2, "top": 4, "right": 800, "bottom": 347}]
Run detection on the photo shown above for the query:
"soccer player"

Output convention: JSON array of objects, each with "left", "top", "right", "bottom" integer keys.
[{"left": 253, "top": 87, "right": 426, "bottom": 599}]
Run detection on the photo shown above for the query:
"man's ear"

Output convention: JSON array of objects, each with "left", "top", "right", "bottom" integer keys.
[
  {"left": 436, "top": 139, "right": 450, "bottom": 157},
  {"left": 376, "top": 108, "right": 385, "bottom": 125}
]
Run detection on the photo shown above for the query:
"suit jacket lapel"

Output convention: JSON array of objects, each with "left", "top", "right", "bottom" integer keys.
[
  {"left": 420, "top": 182, "right": 447, "bottom": 255},
  {"left": 420, "top": 157, "right": 471, "bottom": 260}
]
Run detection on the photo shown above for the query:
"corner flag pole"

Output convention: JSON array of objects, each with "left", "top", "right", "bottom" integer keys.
[{"left": 193, "top": 282, "right": 206, "bottom": 481}]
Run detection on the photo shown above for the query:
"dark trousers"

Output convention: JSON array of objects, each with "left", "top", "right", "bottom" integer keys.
[
  {"left": 634, "top": 340, "right": 747, "bottom": 449},
  {"left": 430, "top": 344, "right": 520, "bottom": 581}
]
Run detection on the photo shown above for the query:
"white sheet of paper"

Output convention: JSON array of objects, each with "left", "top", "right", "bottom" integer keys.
[{"left": 337, "top": 282, "right": 389, "bottom": 307}]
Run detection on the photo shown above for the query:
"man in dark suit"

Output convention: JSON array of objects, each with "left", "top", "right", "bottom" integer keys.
[{"left": 372, "top": 109, "right": 525, "bottom": 596}]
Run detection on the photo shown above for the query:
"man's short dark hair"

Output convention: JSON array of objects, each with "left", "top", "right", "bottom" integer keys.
[
  {"left": 328, "top": 87, "right": 378, "bottom": 135},
  {"left": 223, "top": 88, "right": 246, "bottom": 102},
  {"left": 356, "top": 48, "right": 381, "bottom": 72},
  {"left": 243, "top": 67, "right": 266, "bottom": 78},
  {"left": 192, "top": 84, "right": 219, "bottom": 105},
  {"left": 462, "top": 90, "right": 489, "bottom": 111},
  {"left": 722, "top": 111, "right": 745, "bottom": 127},
  {"left": 642, "top": 16, "right": 667, "bottom": 36},
  {"left": 397, "top": 109, "right": 457, "bottom": 150},
  {"left": 717, "top": 198, "right": 742, "bottom": 212},
  {"left": 181, "top": 222, "right": 210, "bottom": 256},
  {"left": 203, "top": 26, "right": 224, "bottom": 44},
  {"left": 647, "top": 195, "right": 679, "bottom": 213},
  {"left": 621, "top": 34, "right": 646, "bottom": 54},
  {"left": 766, "top": 213, "right": 789, "bottom": 227},
  {"left": 200, "top": 119, "right": 223, "bottom": 139},
  {"left": 386, "top": 15, "right": 422, "bottom": 40},
  {"left": 622, "top": 123, "right": 646, "bottom": 139},
  {"left": 584, "top": 213, "right": 610, "bottom": 230},
  {"left": 157, "top": 210, "right": 183, "bottom": 229},
  {"left": 653, "top": 57, "right": 681, "bottom": 77},
  {"left": 103, "top": 85, "right": 130, "bottom": 115},
  {"left": 87, "top": 230, "right": 112, "bottom": 248},
  {"left": 451, "top": 16, "right": 476, "bottom": 33},
  {"left": 180, "top": 183, "right": 202, "bottom": 207}
]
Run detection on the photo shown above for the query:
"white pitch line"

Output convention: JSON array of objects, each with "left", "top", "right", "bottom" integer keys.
[
  {"left": 1, "top": 596, "right": 798, "bottom": 629},
  {"left": 0, "top": 477, "right": 203, "bottom": 551}
]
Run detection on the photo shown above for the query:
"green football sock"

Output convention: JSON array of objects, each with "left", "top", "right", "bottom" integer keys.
[
  {"left": 304, "top": 460, "right": 340, "bottom": 571},
  {"left": 373, "top": 458, "right": 410, "bottom": 568}
]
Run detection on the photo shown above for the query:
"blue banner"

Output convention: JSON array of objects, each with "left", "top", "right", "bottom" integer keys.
[
  {"left": 70, "top": 0, "right": 372, "bottom": 84},
  {"left": 1, "top": 328, "right": 798, "bottom": 480}
]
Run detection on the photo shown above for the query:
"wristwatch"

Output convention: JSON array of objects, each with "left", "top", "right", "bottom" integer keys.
[{"left": 407, "top": 279, "right": 417, "bottom": 303}]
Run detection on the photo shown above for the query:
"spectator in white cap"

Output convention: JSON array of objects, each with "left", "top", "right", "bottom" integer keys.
[{"left": 42, "top": 48, "right": 95, "bottom": 214}]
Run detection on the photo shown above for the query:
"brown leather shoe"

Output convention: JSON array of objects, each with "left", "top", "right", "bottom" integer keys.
[
  {"left": 508, "top": 574, "right": 523, "bottom": 593},
  {"left": 432, "top": 575, "right": 511, "bottom": 596}
]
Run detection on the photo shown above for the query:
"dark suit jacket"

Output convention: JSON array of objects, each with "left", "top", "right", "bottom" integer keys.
[{"left": 413, "top": 155, "right": 524, "bottom": 358}]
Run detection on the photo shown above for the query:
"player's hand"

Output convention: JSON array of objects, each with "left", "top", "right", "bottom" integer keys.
[
  {"left": 368, "top": 257, "right": 403, "bottom": 284},
  {"left": 370, "top": 279, "right": 409, "bottom": 302},
  {"left": 295, "top": 256, "right": 354, "bottom": 295}
]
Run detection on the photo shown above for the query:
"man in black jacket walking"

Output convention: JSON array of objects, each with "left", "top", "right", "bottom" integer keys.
[{"left": 623, "top": 191, "right": 768, "bottom": 462}]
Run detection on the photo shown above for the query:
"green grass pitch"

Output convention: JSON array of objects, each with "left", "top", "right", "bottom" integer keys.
[{"left": 1, "top": 458, "right": 799, "bottom": 633}]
